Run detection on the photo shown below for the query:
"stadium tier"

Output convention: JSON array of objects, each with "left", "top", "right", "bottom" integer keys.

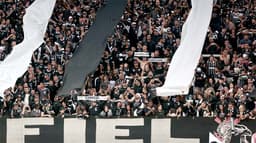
[{"left": 0, "top": 0, "right": 255, "bottom": 142}]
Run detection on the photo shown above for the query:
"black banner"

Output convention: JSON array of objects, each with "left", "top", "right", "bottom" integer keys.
[
  {"left": 57, "top": 0, "right": 127, "bottom": 96},
  {"left": 0, "top": 117, "right": 255, "bottom": 143}
]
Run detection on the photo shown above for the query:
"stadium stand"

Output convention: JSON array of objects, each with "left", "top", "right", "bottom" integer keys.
[{"left": 0, "top": 0, "right": 255, "bottom": 120}]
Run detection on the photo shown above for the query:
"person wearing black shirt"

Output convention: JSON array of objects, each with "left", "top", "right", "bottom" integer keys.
[
  {"left": 89, "top": 101, "right": 99, "bottom": 116},
  {"left": 194, "top": 67, "right": 207, "bottom": 88},
  {"left": 227, "top": 102, "right": 237, "bottom": 118},
  {"left": 11, "top": 103, "right": 22, "bottom": 118}
]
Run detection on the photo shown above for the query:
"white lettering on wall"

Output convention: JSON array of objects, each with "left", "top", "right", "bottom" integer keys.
[
  {"left": 7, "top": 118, "right": 54, "bottom": 143},
  {"left": 151, "top": 119, "right": 200, "bottom": 143},
  {"left": 96, "top": 118, "right": 144, "bottom": 143},
  {"left": 64, "top": 119, "right": 86, "bottom": 143}
]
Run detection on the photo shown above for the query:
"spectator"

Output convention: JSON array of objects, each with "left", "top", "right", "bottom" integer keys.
[
  {"left": 216, "top": 103, "right": 227, "bottom": 119},
  {"left": 144, "top": 100, "right": 156, "bottom": 117},
  {"left": 89, "top": 101, "right": 100, "bottom": 117},
  {"left": 237, "top": 104, "right": 249, "bottom": 121},
  {"left": 76, "top": 103, "right": 89, "bottom": 119},
  {"left": 10, "top": 103, "right": 22, "bottom": 118},
  {"left": 100, "top": 105, "right": 113, "bottom": 117},
  {"left": 227, "top": 102, "right": 238, "bottom": 118},
  {"left": 21, "top": 105, "right": 32, "bottom": 117},
  {"left": 183, "top": 100, "right": 196, "bottom": 117},
  {"left": 155, "top": 104, "right": 165, "bottom": 118},
  {"left": 197, "top": 101, "right": 211, "bottom": 117}
]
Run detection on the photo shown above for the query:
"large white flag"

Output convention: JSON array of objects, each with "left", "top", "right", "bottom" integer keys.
[
  {"left": 156, "top": 0, "right": 213, "bottom": 96},
  {"left": 0, "top": 0, "right": 56, "bottom": 96}
]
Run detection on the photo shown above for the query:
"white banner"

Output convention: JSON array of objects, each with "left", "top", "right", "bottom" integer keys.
[
  {"left": 148, "top": 58, "right": 167, "bottom": 63},
  {"left": 156, "top": 0, "right": 213, "bottom": 96},
  {"left": 134, "top": 52, "right": 150, "bottom": 57},
  {"left": 77, "top": 96, "right": 108, "bottom": 101},
  {"left": 0, "top": 0, "right": 56, "bottom": 96}
]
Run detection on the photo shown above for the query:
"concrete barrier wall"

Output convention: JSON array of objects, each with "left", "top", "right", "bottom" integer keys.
[{"left": 0, "top": 118, "right": 255, "bottom": 143}]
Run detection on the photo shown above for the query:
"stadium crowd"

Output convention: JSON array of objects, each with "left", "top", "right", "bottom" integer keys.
[{"left": 0, "top": 0, "right": 256, "bottom": 120}]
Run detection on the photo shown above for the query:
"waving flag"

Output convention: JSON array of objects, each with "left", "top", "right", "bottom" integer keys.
[
  {"left": 57, "top": 0, "right": 126, "bottom": 96},
  {"left": 0, "top": 0, "right": 56, "bottom": 96},
  {"left": 156, "top": 0, "right": 213, "bottom": 96}
]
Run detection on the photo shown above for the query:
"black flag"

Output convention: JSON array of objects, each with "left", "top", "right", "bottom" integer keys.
[{"left": 57, "top": 0, "right": 127, "bottom": 96}]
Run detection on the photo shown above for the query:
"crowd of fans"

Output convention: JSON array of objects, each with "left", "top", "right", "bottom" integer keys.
[{"left": 0, "top": 0, "right": 256, "bottom": 120}]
